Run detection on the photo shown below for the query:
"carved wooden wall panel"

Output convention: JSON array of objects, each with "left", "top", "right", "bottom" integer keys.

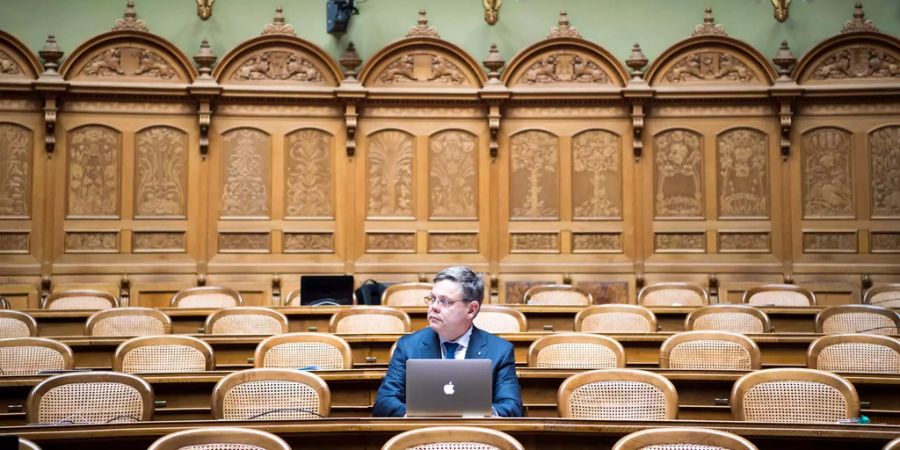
[
  {"left": 0, "top": 232, "right": 29, "bottom": 254},
  {"left": 284, "top": 128, "right": 333, "bottom": 219},
  {"left": 66, "top": 125, "right": 121, "bottom": 218},
  {"left": 800, "top": 44, "right": 900, "bottom": 84},
  {"left": 572, "top": 130, "right": 622, "bottom": 220},
  {"left": 654, "top": 129, "right": 704, "bottom": 219},
  {"left": 0, "top": 123, "right": 31, "bottom": 218},
  {"left": 510, "top": 130, "right": 559, "bottom": 219},
  {"left": 226, "top": 50, "right": 331, "bottom": 84},
  {"left": 657, "top": 50, "right": 764, "bottom": 85},
  {"left": 134, "top": 126, "right": 187, "bottom": 218},
  {"left": 869, "top": 126, "right": 900, "bottom": 218},
  {"left": 367, "top": 129, "right": 414, "bottom": 218},
  {"left": 801, "top": 127, "right": 854, "bottom": 219},
  {"left": 68, "top": 45, "right": 188, "bottom": 82},
  {"left": 220, "top": 128, "right": 271, "bottom": 218},
  {"left": 429, "top": 130, "right": 477, "bottom": 219},
  {"left": 717, "top": 128, "right": 768, "bottom": 218},
  {"left": 508, "top": 51, "right": 614, "bottom": 86},
  {"left": 366, "top": 52, "right": 478, "bottom": 88}
]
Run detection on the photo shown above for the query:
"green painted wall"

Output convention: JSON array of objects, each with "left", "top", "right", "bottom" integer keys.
[{"left": 1, "top": 0, "right": 899, "bottom": 72}]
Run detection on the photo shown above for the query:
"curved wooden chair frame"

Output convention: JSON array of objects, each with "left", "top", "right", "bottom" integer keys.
[
  {"left": 329, "top": 306, "right": 411, "bottom": 333},
  {"left": 26, "top": 371, "right": 154, "bottom": 424},
  {"left": 742, "top": 284, "right": 816, "bottom": 307},
  {"left": 557, "top": 368, "right": 678, "bottom": 420},
  {"left": 204, "top": 307, "right": 289, "bottom": 335},
  {"left": 254, "top": 332, "right": 352, "bottom": 370},
  {"left": 612, "top": 427, "right": 758, "bottom": 450},
  {"left": 148, "top": 427, "right": 291, "bottom": 450},
  {"left": 85, "top": 307, "right": 172, "bottom": 336},
  {"left": 575, "top": 304, "right": 658, "bottom": 333},
  {"left": 170, "top": 286, "right": 243, "bottom": 308},
  {"left": 528, "top": 333, "right": 626, "bottom": 369},
  {"left": 113, "top": 335, "right": 215, "bottom": 373},
  {"left": 524, "top": 284, "right": 593, "bottom": 306},
  {"left": 211, "top": 368, "right": 331, "bottom": 420},
  {"left": 730, "top": 368, "right": 859, "bottom": 422},
  {"left": 638, "top": 282, "right": 709, "bottom": 306},
  {"left": 659, "top": 330, "right": 761, "bottom": 370},
  {"left": 381, "top": 426, "right": 524, "bottom": 450},
  {"left": 685, "top": 304, "right": 772, "bottom": 333}
]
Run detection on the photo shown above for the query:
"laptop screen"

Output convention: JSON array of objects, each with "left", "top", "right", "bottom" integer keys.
[
  {"left": 406, "top": 359, "right": 492, "bottom": 417},
  {"left": 299, "top": 275, "right": 355, "bottom": 306}
]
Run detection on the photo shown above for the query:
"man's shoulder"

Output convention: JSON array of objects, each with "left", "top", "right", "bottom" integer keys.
[
  {"left": 474, "top": 326, "right": 514, "bottom": 350},
  {"left": 397, "top": 327, "right": 435, "bottom": 344}
]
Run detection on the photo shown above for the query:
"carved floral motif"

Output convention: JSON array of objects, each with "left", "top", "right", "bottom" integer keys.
[
  {"left": 68, "top": 126, "right": 120, "bottom": 217},
  {"left": 811, "top": 47, "right": 900, "bottom": 80},
  {"left": 221, "top": 128, "right": 269, "bottom": 217},
  {"left": 572, "top": 233, "right": 622, "bottom": 252},
  {"left": 0, "top": 50, "right": 22, "bottom": 76},
  {"left": 133, "top": 232, "right": 185, "bottom": 253},
  {"left": 65, "top": 232, "right": 118, "bottom": 252},
  {"left": 510, "top": 131, "right": 558, "bottom": 218},
  {"left": 869, "top": 126, "right": 900, "bottom": 218},
  {"left": 285, "top": 129, "right": 333, "bottom": 218},
  {"left": 231, "top": 51, "right": 324, "bottom": 82},
  {"left": 802, "top": 128, "right": 854, "bottom": 218},
  {"left": 430, "top": 130, "right": 477, "bottom": 218},
  {"left": 663, "top": 52, "right": 757, "bottom": 83},
  {"left": 135, "top": 127, "right": 186, "bottom": 217},
  {"left": 218, "top": 232, "right": 270, "bottom": 252},
  {"left": 510, "top": 233, "right": 559, "bottom": 252},
  {"left": 0, "top": 123, "right": 31, "bottom": 217},
  {"left": 655, "top": 233, "right": 705, "bottom": 252},
  {"left": 572, "top": 130, "right": 621, "bottom": 219},
  {"left": 428, "top": 233, "right": 478, "bottom": 253},
  {"left": 803, "top": 232, "right": 857, "bottom": 253},
  {"left": 0, "top": 232, "right": 28, "bottom": 253},
  {"left": 367, "top": 130, "right": 414, "bottom": 217},
  {"left": 718, "top": 232, "right": 770, "bottom": 253},
  {"left": 366, "top": 233, "right": 415, "bottom": 252},
  {"left": 518, "top": 53, "right": 610, "bottom": 84},
  {"left": 717, "top": 128, "right": 768, "bottom": 218},
  {"left": 283, "top": 233, "right": 334, "bottom": 253},
  {"left": 654, "top": 129, "right": 703, "bottom": 218}
]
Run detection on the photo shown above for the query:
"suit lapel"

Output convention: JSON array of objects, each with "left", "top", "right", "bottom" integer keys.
[
  {"left": 420, "top": 328, "right": 442, "bottom": 359},
  {"left": 465, "top": 326, "right": 488, "bottom": 359}
]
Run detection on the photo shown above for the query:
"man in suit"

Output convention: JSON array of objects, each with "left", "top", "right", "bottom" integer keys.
[{"left": 373, "top": 266, "right": 523, "bottom": 417}]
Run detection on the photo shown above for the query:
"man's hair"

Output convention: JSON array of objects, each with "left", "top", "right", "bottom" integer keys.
[{"left": 433, "top": 266, "right": 484, "bottom": 303}]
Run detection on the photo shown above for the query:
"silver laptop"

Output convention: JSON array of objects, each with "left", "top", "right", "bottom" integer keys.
[{"left": 406, "top": 359, "right": 492, "bottom": 417}]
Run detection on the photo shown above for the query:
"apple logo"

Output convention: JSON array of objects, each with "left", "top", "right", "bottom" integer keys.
[{"left": 443, "top": 381, "right": 455, "bottom": 395}]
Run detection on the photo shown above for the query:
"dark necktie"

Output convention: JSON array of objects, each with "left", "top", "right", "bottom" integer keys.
[{"left": 442, "top": 342, "right": 460, "bottom": 359}]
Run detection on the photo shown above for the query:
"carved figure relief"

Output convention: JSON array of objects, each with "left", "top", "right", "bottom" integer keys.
[
  {"left": 802, "top": 128, "right": 854, "bottom": 218},
  {"left": 572, "top": 130, "right": 621, "bottom": 219},
  {"left": 283, "top": 233, "right": 334, "bottom": 253},
  {"left": 231, "top": 51, "right": 324, "bottom": 82},
  {"left": 82, "top": 48, "right": 124, "bottom": 77},
  {"left": 811, "top": 47, "right": 900, "bottom": 80},
  {"left": 67, "top": 126, "right": 120, "bottom": 217},
  {"left": 717, "top": 128, "right": 768, "bottom": 218},
  {"left": 132, "top": 232, "right": 185, "bottom": 253},
  {"left": 65, "top": 231, "right": 118, "bottom": 253},
  {"left": 378, "top": 55, "right": 416, "bottom": 83},
  {"left": 429, "top": 130, "right": 477, "bottom": 218},
  {"left": 655, "top": 232, "right": 706, "bottom": 252},
  {"left": 366, "top": 233, "right": 415, "bottom": 252},
  {"left": 285, "top": 129, "right": 333, "bottom": 218},
  {"left": 0, "top": 50, "right": 22, "bottom": 76},
  {"left": 718, "top": 232, "right": 770, "bottom": 253},
  {"left": 803, "top": 232, "right": 857, "bottom": 253},
  {"left": 519, "top": 53, "right": 610, "bottom": 85},
  {"left": 0, "top": 123, "right": 31, "bottom": 217},
  {"left": 221, "top": 128, "right": 270, "bottom": 217},
  {"left": 134, "top": 50, "right": 176, "bottom": 79},
  {"left": 375, "top": 53, "right": 468, "bottom": 85},
  {"left": 663, "top": 52, "right": 757, "bottom": 83},
  {"left": 871, "top": 232, "right": 900, "bottom": 253},
  {"left": 428, "top": 233, "right": 478, "bottom": 253},
  {"left": 367, "top": 130, "right": 414, "bottom": 218},
  {"left": 510, "top": 233, "right": 559, "bottom": 252},
  {"left": 510, "top": 131, "right": 559, "bottom": 219},
  {"left": 80, "top": 47, "right": 178, "bottom": 80},
  {"left": 654, "top": 129, "right": 703, "bottom": 218},
  {"left": 218, "top": 232, "right": 271, "bottom": 253},
  {"left": 427, "top": 56, "right": 467, "bottom": 84},
  {"left": 869, "top": 126, "right": 900, "bottom": 218},
  {"left": 0, "top": 232, "right": 28, "bottom": 253},
  {"left": 572, "top": 233, "right": 622, "bottom": 253},
  {"left": 134, "top": 126, "right": 187, "bottom": 217}
]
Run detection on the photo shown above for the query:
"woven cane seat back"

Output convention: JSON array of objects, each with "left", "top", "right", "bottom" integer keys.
[
  {"left": 383, "top": 283, "right": 432, "bottom": 307},
  {"left": 405, "top": 444, "right": 498, "bottom": 450},
  {"left": 0, "top": 341, "right": 70, "bottom": 375},
  {"left": 525, "top": 285, "right": 591, "bottom": 305},
  {"left": 639, "top": 284, "right": 707, "bottom": 306},
  {"left": 331, "top": 307, "right": 410, "bottom": 333},
  {"left": 179, "top": 445, "right": 264, "bottom": 450},
  {"left": 865, "top": 285, "right": 900, "bottom": 308},
  {"left": 637, "top": 445, "right": 724, "bottom": 450},
  {"left": 28, "top": 372, "right": 153, "bottom": 424},
  {"left": 816, "top": 306, "right": 899, "bottom": 335},
  {"left": 207, "top": 308, "right": 287, "bottom": 335},
  {"left": 743, "top": 285, "right": 814, "bottom": 307},
  {"left": 172, "top": 287, "right": 242, "bottom": 308},
  {"left": 732, "top": 369, "right": 858, "bottom": 423},
  {"left": 529, "top": 334, "right": 625, "bottom": 369},
  {"left": 121, "top": 345, "right": 209, "bottom": 374},
  {"left": 381, "top": 426, "right": 524, "bottom": 450},
  {"left": 148, "top": 428, "right": 291, "bottom": 450},
  {"left": 213, "top": 369, "right": 330, "bottom": 420},
  {"left": 809, "top": 335, "right": 900, "bottom": 374},
  {"left": 0, "top": 311, "right": 36, "bottom": 337},
  {"left": 611, "top": 428, "right": 758, "bottom": 450},
  {"left": 87, "top": 308, "right": 170, "bottom": 337},
  {"left": 688, "top": 307, "right": 769, "bottom": 334},
  {"left": 260, "top": 342, "right": 347, "bottom": 370},
  {"left": 44, "top": 290, "right": 117, "bottom": 310},
  {"left": 667, "top": 341, "right": 754, "bottom": 371},
  {"left": 473, "top": 306, "right": 526, "bottom": 333},
  {"left": 577, "top": 306, "right": 656, "bottom": 333},
  {"left": 559, "top": 369, "right": 677, "bottom": 420}
]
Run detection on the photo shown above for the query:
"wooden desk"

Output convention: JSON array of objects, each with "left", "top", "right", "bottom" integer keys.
[
  {"left": 1, "top": 418, "right": 897, "bottom": 450},
  {"left": 27, "top": 306, "right": 825, "bottom": 337}
]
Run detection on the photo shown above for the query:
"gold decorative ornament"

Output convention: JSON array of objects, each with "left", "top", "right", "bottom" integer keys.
[
  {"left": 197, "top": 0, "right": 214, "bottom": 20},
  {"left": 772, "top": 0, "right": 791, "bottom": 22},
  {"left": 483, "top": 0, "right": 501, "bottom": 25}
]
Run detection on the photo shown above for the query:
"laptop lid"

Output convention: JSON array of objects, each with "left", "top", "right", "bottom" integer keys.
[
  {"left": 406, "top": 359, "right": 492, "bottom": 417},
  {"left": 300, "top": 275, "right": 354, "bottom": 306}
]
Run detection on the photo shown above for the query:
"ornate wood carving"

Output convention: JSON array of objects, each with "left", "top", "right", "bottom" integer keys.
[
  {"left": 572, "top": 233, "right": 623, "bottom": 253},
  {"left": 283, "top": 232, "right": 334, "bottom": 253},
  {"left": 572, "top": 130, "right": 622, "bottom": 219},
  {"left": 78, "top": 47, "right": 179, "bottom": 80},
  {"left": 229, "top": 51, "right": 325, "bottom": 83},
  {"left": 654, "top": 129, "right": 703, "bottom": 219},
  {"left": 576, "top": 281, "right": 629, "bottom": 304},
  {"left": 262, "top": 7, "right": 295, "bottom": 36},
  {"left": 717, "top": 128, "right": 769, "bottom": 218},
  {"left": 655, "top": 232, "right": 706, "bottom": 253},
  {"left": 65, "top": 231, "right": 119, "bottom": 253},
  {"left": 374, "top": 53, "right": 467, "bottom": 85},
  {"left": 132, "top": 231, "right": 186, "bottom": 253},
  {"left": 842, "top": 1, "right": 878, "bottom": 33},
  {"left": 662, "top": 52, "right": 758, "bottom": 84},
  {"left": 428, "top": 232, "right": 478, "bottom": 253},
  {"left": 810, "top": 47, "right": 900, "bottom": 80},
  {"left": 366, "top": 232, "right": 416, "bottom": 253},
  {"left": 718, "top": 232, "right": 770, "bottom": 253},
  {"left": 0, "top": 49, "right": 23, "bottom": 77},
  {"left": 510, "top": 232, "right": 559, "bottom": 253},
  {"left": 407, "top": 10, "right": 439, "bottom": 38},
  {"left": 429, "top": 130, "right": 477, "bottom": 219},
  {"left": 0, "top": 232, "right": 29, "bottom": 253},
  {"left": 367, "top": 130, "right": 414, "bottom": 218},
  {"left": 547, "top": 11, "right": 580, "bottom": 39},
  {"left": 515, "top": 53, "right": 610, "bottom": 85},
  {"left": 285, "top": 129, "right": 333, "bottom": 219},
  {"left": 0, "top": 123, "right": 32, "bottom": 218},
  {"left": 869, "top": 126, "right": 900, "bottom": 218},
  {"left": 871, "top": 232, "right": 900, "bottom": 253},
  {"left": 802, "top": 231, "right": 857, "bottom": 253},
  {"left": 134, "top": 126, "right": 187, "bottom": 218},
  {"left": 802, "top": 128, "right": 854, "bottom": 219},
  {"left": 510, "top": 131, "right": 559, "bottom": 219},
  {"left": 218, "top": 232, "right": 271, "bottom": 253},
  {"left": 67, "top": 126, "right": 120, "bottom": 218},
  {"left": 113, "top": 0, "right": 149, "bottom": 32},
  {"left": 692, "top": 7, "right": 727, "bottom": 37},
  {"left": 220, "top": 128, "right": 270, "bottom": 218}
]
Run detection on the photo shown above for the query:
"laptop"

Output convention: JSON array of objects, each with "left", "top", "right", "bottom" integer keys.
[
  {"left": 300, "top": 275, "right": 355, "bottom": 306},
  {"left": 406, "top": 359, "right": 492, "bottom": 417}
]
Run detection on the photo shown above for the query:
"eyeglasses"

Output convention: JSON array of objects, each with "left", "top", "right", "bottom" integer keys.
[{"left": 423, "top": 294, "right": 468, "bottom": 308}]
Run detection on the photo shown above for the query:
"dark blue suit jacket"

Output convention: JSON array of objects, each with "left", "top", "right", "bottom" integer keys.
[{"left": 372, "top": 326, "right": 523, "bottom": 417}]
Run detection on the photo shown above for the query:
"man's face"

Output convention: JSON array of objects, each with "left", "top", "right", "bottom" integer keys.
[{"left": 427, "top": 279, "right": 479, "bottom": 341}]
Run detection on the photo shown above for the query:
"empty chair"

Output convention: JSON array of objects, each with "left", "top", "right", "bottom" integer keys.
[
  {"left": 557, "top": 369, "right": 678, "bottom": 420},
  {"left": 638, "top": 282, "right": 708, "bottom": 306},
  {"left": 864, "top": 283, "right": 900, "bottom": 308},
  {"left": 26, "top": 371, "right": 154, "bottom": 424},
  {"left": 212, "top": 368, "right": 330, "bottom": 420},
  {"left": 0, "top": 337, "right": 74, "bottom": 376},
  {"left": 42, "top": 290, "right": 118, "bottom": 310},
  {"left": 575, "top": 305, "right": 657, "bottom": 333},
  {"left": 381, "top": 282, "right": 432, "bottom": 306},
  {"left": 170, "top": 286, "right": 242, "bottom": 308},
  {"left": 205, "top": 307, "right": 289, "bottom": 335},
  {"left": 473, "top": 305, "right": 527, "bottom": 333},
  {"left": 524, "top": 284, "right": 592, "bottom": 305},
  {"left": 612, "top": 427, "right": 758, "bottom": 450},
  {"left": 815, "top": 304, "right": 900, "bottom": 335},
  {"left": 329, "top": 306, "right": 411, "bottom": 333},
  {"left": 660, "top": 331, "right": 761, "bottom": 371},
  {"left": 85, "top": 307, "right": 172, "bottom": 337},
  {"left": 113, "top": 335, "right": 214, "bottom": 374},
  {"left": 148, "top": 427, "right": 291, "bottom": 450},
  {"left": 808, "top": 334, "right": 900, "bottom": 374},
  {"left": 0, "top": 310, "right": 38, "bottom": 338},
  {"left": 742, "top": 284, "right": 815, "bottom": 307},
  {"left": 730, "top": 368, "right": 859, "bottom": 423},
  {"left": 381, "top": 426, "right": 524, "bottom": 450},
  {"left": 528, "top": 333, "right": 625, "bottom": 369},
  {"left": 254, "top": 333, "right": 352, "bottom": 370},
  {"left": 686, "top": 305, "right": 772, "bottom": 334}
]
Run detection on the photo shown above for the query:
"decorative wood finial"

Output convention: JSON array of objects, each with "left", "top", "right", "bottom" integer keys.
[
  {"left": 114, "top": 0, "right": 149, "bottom": 31},
  {"left": 692, "top": 6, "right": 727, "bottom": 36},
  {"left": 193, "top": 39, "right": 217, "bottom": 79},
  {"left": 482, "top": 43, "right": 505, "bottom": 80},
  {"left": 548, "top": 11, "right": 581, "bottom": 39},
  {"left": 263, "top": 7, "right": 296, "bottom": 35},
  {"left": 842, "top": 1, "right": 878, "bottom": 33},
  {"left": 772, "top": 40, "right": 796, "bottom": 80},
  {"left": 339, "top": 42, "right": 362, "bottom": 79},
  {"left": 626, "top": 43, "right": 649, "bottom": 80},
  {"left": 407, "top": 9, "right": 439, "bottom": 38},
  {"left": 39, "top": 34, "right": 64, "bottom": 75}
]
